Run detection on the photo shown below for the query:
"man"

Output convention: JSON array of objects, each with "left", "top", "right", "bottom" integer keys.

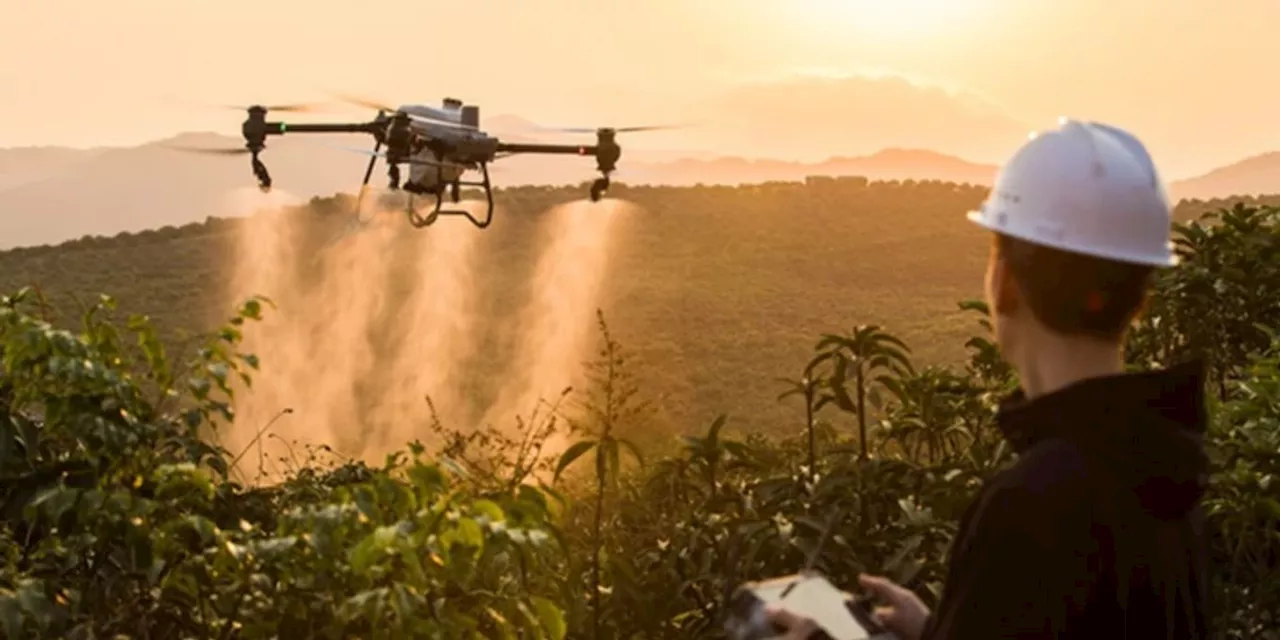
[{"left": 769, "top": 119, "right": 1210, "bottom": 639}]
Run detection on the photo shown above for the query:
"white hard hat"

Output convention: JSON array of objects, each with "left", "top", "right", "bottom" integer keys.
[{"left": 967, "top": 118, "right": 1178, "bottom": 267}]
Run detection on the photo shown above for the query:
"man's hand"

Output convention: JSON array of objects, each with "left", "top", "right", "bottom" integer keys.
[{"left": 857, "top": 574, "right": 931, "bottom": 640}]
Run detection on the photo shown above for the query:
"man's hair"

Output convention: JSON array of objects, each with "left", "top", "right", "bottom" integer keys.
[{"left": 994, "top": 233, "right": 1155, "bottom": 342}]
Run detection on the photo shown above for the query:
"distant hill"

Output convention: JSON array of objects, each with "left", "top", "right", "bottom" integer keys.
[
  {"left": 0, "top": 180, "right": 1267, "bottom": 446},
  {"left": 0, "top": 129, "right": 997, "bottom": 250},
  {"left": 0, "top": 132, "right": 372, "bottom": 249},
  {"left": 612, "top": 149, "right": 997, "bottom": 186},
  {"left": 1169, "top": 151, "right": 1280, "bottom": 201},
  {"left": 0, "top": 146, "right": 105, "bottom": 190}
]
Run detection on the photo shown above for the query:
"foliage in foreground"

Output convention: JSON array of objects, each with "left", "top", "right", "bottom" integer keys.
[{"left": 1, "top": 203, "right": 1278, "bottom": 639}]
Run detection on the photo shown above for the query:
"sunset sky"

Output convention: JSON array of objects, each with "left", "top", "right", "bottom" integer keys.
[{"left": 2, "top": 0, "right": 1276, "bottom": 178}]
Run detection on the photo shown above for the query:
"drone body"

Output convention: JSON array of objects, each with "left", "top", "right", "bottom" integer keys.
[
  {"left": 394, "top": 100, "right": 494, "bottom": 202},
  {"left": 203, "top": 95, "right": 667, "bottom": 229}
]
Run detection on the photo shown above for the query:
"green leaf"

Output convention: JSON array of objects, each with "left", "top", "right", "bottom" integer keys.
[
  {"left": 15, "top": 418, "right": 38, "bottom": 457},
  {"left": 1260, "top": 497, "right": 1280, "bottom": 519},
  {"left": 554, "top": 440, "right": 596, "bottom": 481},
  {"left": 831, "top": 354, "right": 849, "bottom": 388},
  {"left": 830, "top": 379, "right": 856, "bottom": 413},
  {"left": 351, "top": 525, "right": 399, "bottom": 573},
  {"left": 618, "top": 438, "right": 646, "bottom": 467},
  {"left": 242, "top": 298, "right": 263, "bottom": 319},
  {"left": 0, "top": 594, "right": 22, "bottom": 640},
  {"left": 455, "top": 517, "right": 485, "bottom": 549},
  {"left": 707, "top": 414, "right": 727, "bottom": 442},
  {"left": 531, "top": 596, "right": 567, "bottom": 640},
  {"left": 472, "top": 499, "right": 505, "bottom": 523}
]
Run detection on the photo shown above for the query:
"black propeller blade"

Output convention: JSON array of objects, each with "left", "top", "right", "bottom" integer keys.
[
  {"left": 222, "top": 102, "right": 330, "bottom": 113},
  {"left": 163, "top": 145, "right": 253, "bottom": 155},
  {"left": 533, "top": 123, "right": 684, "bottom": 134},
  {"left": 333, "top": 93, "right": 399, "bottom": 114},
  {"left": 330, "top": 92, "right": 477, "bottom": 130}
]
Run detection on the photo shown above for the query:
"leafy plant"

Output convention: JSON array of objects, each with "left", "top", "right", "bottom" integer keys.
[
  {"left": 807, "top": 324, "right": 914, "bottom": 460},
  {"left": 553, "top": 310, "right": 648, "bottom": 639},
  {"left": 2, "top": 202, "right": 1279, "bottom": 639}
]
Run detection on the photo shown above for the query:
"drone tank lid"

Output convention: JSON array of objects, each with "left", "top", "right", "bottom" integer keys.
[
  {"left": 443, "top": 97, "right": 462, "bottom": 109},
  {"left": 461, "top": 105, "right": 479, "bottom": 128}
]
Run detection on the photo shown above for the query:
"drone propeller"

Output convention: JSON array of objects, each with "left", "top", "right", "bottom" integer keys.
[
  {"left": 163, "top": 145, "right": 254, "bottom": 155},
  {"left": 533, "top": 123, "right": 683, "bottom": 134},
  {"left": 330, "top": 92, "right": 478, "bottom": 130},
  {"left": 332, "top": 93, "right": 398, "bottom": 113},
  {"left": 222, "top": 102, "right": 330, "bottom": 113}
]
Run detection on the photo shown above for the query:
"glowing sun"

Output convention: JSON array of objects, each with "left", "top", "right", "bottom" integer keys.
[{"left": 799, "top": 0, "right": 979, "bottom": 39}]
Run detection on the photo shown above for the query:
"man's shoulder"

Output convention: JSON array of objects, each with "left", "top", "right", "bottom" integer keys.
[
  {"left": 964, "top": 438, "right": 1101, "bottom": 542},
  {"left": 988, "top": 437, "right": 1095, "bottom": 503}
]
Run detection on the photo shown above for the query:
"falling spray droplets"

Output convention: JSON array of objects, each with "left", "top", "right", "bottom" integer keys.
[
  {"left": 480, "top": 200, "right": 628, "bottom": 452},
  {"left": 225, "top": 197, "right": 630, "bottom": 483}
]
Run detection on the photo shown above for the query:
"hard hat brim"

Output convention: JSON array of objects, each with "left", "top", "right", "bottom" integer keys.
[{"left": 966, "top": 209, "right": 1180, "bottom": 267}]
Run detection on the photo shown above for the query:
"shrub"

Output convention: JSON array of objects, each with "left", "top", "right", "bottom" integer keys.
[
  {"left": 1, "top": 204, "right": 1277, "bottom": 639},
  {"left": 0, "top": 291, "right": 566, "bottom": 639}
]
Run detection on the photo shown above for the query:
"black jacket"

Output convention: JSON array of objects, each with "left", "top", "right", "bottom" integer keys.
[{"left": 922, "top": 360, "right": 1210, "bottom": 639}]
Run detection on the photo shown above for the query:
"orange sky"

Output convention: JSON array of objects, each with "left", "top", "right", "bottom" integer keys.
[{"left": 2, "top": 0, "right": 1276, "bottom": 178}]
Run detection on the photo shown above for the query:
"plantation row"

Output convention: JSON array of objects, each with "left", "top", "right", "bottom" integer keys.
[{"left": 1, "top": 202, "right": 1279, "bottom": 638}]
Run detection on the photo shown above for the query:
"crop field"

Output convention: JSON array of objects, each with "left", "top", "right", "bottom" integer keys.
[
  {"left": 2, "top": 181, "right": 1266, "bottom": 446},
  {"left": 0, "top": 180, "right": 1277, "bottom": 638}
]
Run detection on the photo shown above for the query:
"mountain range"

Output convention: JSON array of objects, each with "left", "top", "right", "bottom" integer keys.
[{"left": 1, "top": 73, "right": 1277, "bottom": 249}]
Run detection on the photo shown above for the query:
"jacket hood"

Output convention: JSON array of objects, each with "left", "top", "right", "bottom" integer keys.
[{"left": 995, "top": 359, "right": 1210, "bottom": 520}]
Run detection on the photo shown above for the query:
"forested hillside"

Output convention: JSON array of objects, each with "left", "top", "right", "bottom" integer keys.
[
  {"left": 1, "top": 192, "right": 1277, "bottom": 637},
  {"left": 1, "top": 179, "right": 1274, "bottom": 440}
]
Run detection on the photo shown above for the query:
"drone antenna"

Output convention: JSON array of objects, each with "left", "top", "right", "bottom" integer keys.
[
  {"left": 780, "top": 508, "right": 844, "bottom": 599},
  {"left": 718, "top": 524, "right": 749, "bottom": 625}
]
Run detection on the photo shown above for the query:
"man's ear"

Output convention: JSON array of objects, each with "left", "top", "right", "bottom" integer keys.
[{"left": 991, "top": 255, "right": 1020, "bottom": 316}]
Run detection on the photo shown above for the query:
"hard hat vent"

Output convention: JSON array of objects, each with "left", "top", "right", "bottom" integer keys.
[{"left": 1088, "top": 121, "right": 1160, "bottom": 187}]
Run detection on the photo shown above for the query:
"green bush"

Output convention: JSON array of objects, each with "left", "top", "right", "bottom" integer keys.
[{"left": 1, "top": 204, "right": 1278, "bottom": 639}]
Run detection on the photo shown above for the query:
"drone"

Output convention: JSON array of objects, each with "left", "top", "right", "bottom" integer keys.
[{"left": 181, "top": 96, "right": 675, "bottom": 229}]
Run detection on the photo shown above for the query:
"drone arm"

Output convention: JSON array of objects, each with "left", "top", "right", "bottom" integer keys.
[
  {"left": 261, "top": 122, "right": 382, "bottom": 136},
  {"left": 496, "top": 141, "right": 616, "bottom": 173},
  {"left": 496, "top": 141, "right": 618, "bottom": 202},
  {"left": 495, "top": 142, "right": 598, "bottom": 156}
]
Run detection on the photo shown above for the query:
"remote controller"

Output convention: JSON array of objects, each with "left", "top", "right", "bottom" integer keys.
[
  {"left": 722, "top": 510, "right": 898, "bottom": 640},
  {"left": 724, "top": 571, "right": 898, "bottom": 640}
]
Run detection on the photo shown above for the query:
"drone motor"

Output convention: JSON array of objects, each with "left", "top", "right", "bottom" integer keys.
[{"left": 240, "top": 106, "right": 272, "bottom": 191}]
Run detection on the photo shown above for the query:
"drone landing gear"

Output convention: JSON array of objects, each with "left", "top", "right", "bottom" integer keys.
[{"left": 406, "top": 163, "right": 495, "bottom": 229}]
